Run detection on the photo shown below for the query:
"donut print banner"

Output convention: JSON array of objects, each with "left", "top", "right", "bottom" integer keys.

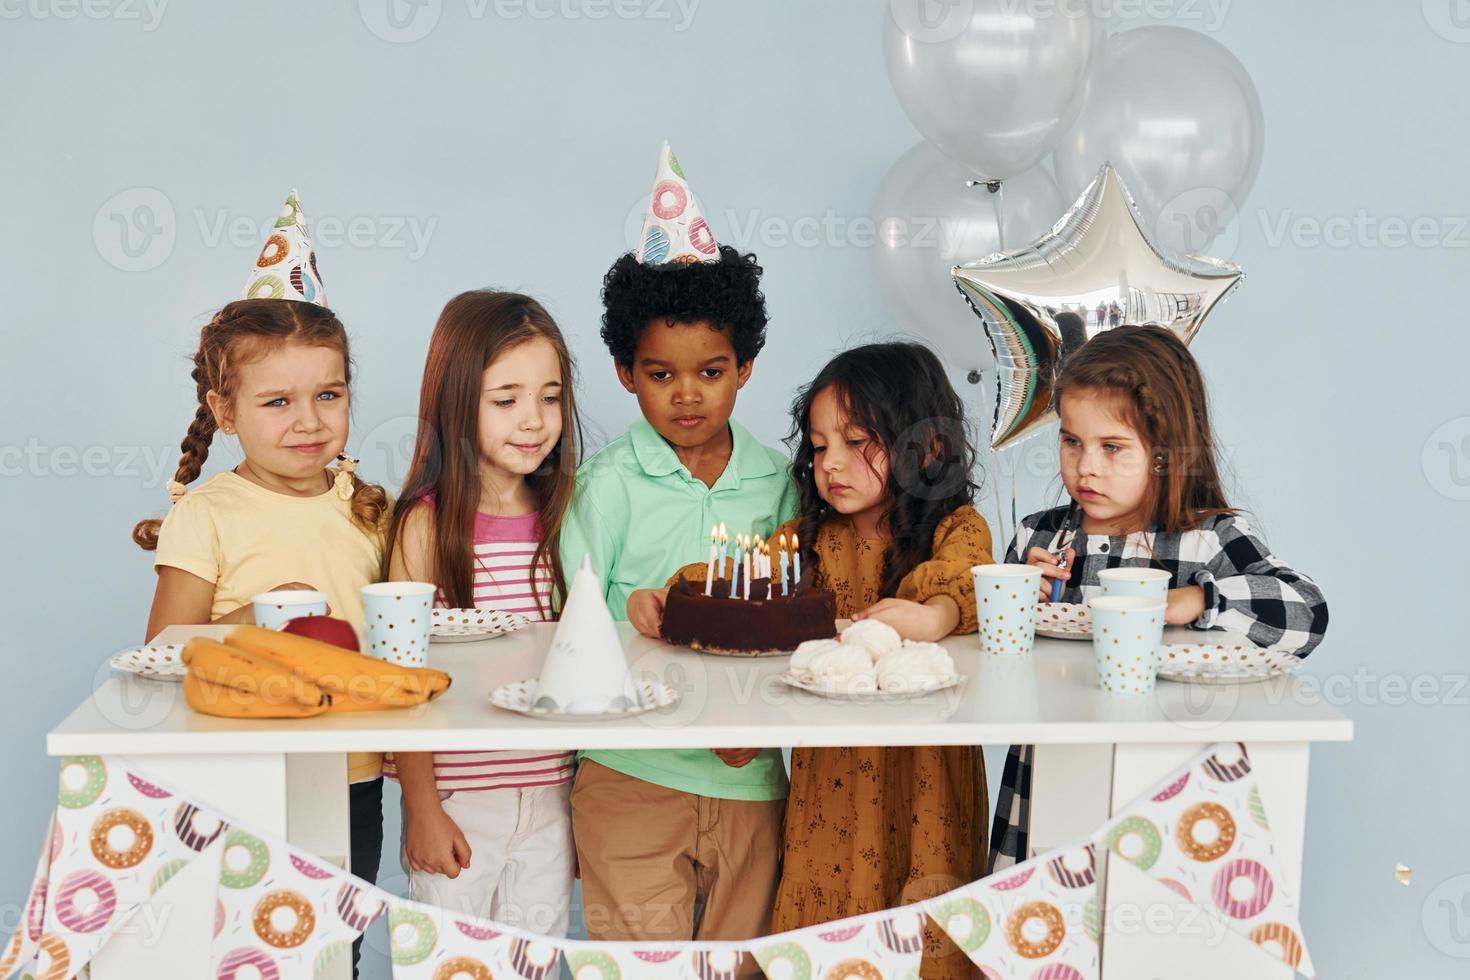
[
  {"left": 0, "top": 815, "right": 56, "bottom": 979},
  {"left": 240, "top": 190, "right": 329, "bottom": 307},
  {"left": 750, "top": 906, "right": 927, "bottom": 980},
  {"left": 555, "top": 937, "right": 750, "bottom": 979},
  {"left": 922, "top": 845, "right": 1099, "bottom": 980},
  {"left": 1093, "top": 742, "right": 1315, "bottom": 978},
  {"left": 39, "top": 756, "right": 220, "bottom": 979},
  {"left": 213, "top": 827, "right": 387, "bottom": 980},
  {"left": 382, "top": 897, "right": 541, "bottom": 979},
  {"left": 3, "top": 748, "right": 1315, "bottom": 979},
  {"left": 635, "top": 141, "right": 720, "bottom": 266}
]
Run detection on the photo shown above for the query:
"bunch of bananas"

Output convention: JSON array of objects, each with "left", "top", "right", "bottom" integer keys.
[{"left": 182, "top": 625, "right": 452, "bottom": 719}]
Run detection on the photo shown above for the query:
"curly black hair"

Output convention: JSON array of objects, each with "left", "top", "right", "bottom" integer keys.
[
  {"left": 599, "top": 244, "right": 769, "bottom": 368},
  {"left": 786, "top": 342, "right": 981, "bottom": 599}
]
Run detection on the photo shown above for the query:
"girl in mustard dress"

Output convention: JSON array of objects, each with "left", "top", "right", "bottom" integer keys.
[{"left": 770, "top": 343, "right": 991, "bottom": 980}]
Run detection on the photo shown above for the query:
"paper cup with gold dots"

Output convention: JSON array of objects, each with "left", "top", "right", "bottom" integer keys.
[
  {"left": 361, "top": 582, "right": 435, "bottom": 667},
  {"left": 971, "top": 563, "right": 1043, "bottom": 657},
  {"left": 1088, "top": 595, "right": 1166, "bottom": 695},
  {"left": 1098, "top": 566, "right": 1172, "bottom": 600},
  {"left": 252, "top": 590, "right": 327, "bottom": 629}
]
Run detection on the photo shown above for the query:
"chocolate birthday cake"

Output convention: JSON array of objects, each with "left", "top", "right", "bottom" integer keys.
[{"left": 661, "top": 576, "right": 838, "bottom": 655}]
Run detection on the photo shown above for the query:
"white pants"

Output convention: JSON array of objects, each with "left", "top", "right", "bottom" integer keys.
[{"left": 404, "top": 782, "right": 574, "bottom": 937}]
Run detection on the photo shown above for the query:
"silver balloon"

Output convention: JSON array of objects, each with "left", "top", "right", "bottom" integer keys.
[
  {"left": 872, "top": 143, "right": 1064, "bottom": 378},
  {"left": 883, "top": 0, "right": 1102, "bottom": 180},
  {"left": 952, "top": 165, "right": 1243, "bottom": 450},
  {"left": 1054, "top": 26, "right": 1265, "bottom": 256}
]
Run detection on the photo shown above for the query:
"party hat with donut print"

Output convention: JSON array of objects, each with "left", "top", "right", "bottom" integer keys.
[
  {"left": 241, "top": 190, "right": 328, "bottom": 307},
  {"left": 636, "top": 142, "right": 720, "bottom": 266}
]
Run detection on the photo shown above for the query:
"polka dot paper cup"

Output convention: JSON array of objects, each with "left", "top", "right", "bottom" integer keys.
[
  {"left": 972, "top": 563, "right": 1043, "bottom": 658},
  {"left": 252, "top": 590, "right": 327, "bottom": 630},
  {"left": 361, "top": 582, "right": 435, "bottom": 668},
  {"left": 1098, "top": 566, "right": 1172, "bottom": 600},
  {"left": 1088, "top": 595, "right": 1166, "bottom": 695}
]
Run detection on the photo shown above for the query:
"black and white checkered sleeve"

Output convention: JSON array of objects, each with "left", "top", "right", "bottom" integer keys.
[{"left": 1191, "top": 514, "right": 1329, "bottom": 658}]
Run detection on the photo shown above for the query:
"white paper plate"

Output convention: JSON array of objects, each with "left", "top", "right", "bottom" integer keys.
[
  {"left": 110, "top": 644, "right": 186, "bottom": 681},
  {"left": 1035, "top": 602, "right": 1091, "bottom": 639},
  {"left": 780, "top": 672, "right": 963, "bottom": 702},
  {"left": 1156, "top": 643, "right": 1305, "bottom": 684},
  {"left": 489, "top": 677, "right": 680, "bottom": 721},
  {"left": 430, "top": 608, "right": 530, "bottom": 643}
]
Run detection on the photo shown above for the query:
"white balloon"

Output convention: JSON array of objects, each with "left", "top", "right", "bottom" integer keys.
[
  {"left": 871, "top": 142, "right": 1065, "bottom": 378},
  {"left": 1054, "top": 26, "right": 1265, "bottom": 257},
  {"left": 884, "top": 0, "right": 1102, "bottom": 179}
]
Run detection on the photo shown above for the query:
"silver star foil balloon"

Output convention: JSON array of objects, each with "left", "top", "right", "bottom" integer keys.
[{"left": 953, "top": 164, "right": 1244, "bottom": 450}]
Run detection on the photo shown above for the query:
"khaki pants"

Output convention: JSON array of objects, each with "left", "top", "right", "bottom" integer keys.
[{"left": 571, "top": 761, "right": 783, "bottom": 975}]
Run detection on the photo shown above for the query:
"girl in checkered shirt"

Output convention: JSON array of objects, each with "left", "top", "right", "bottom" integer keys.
[{"left": 989, "top": 324, "right": 1328, "bottom": 872}]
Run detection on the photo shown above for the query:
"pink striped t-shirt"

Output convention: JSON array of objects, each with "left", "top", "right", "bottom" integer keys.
[{"left": 384, "top": 506, "right": 574, "bottom": 792}]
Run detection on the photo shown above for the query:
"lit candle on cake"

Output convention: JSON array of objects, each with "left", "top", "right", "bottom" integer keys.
[
  {"left": 743, "top": 544, "right": 752, "bottom": 600},
  {"left": 717, "top": 524, "right": 729, "bottom": 580},
  {"left": 792, "top": 540, "right": 801, "bottom": 590},
  {"left": 778, "top": 533, "right": 790, "bottom": 595},
  {"left": 704, "top": 525, "right": 718, "bottom": 596}
]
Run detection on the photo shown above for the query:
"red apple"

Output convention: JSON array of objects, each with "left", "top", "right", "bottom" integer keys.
[{"left": 282, "top": 616, "right": 360, "bottom": 652}]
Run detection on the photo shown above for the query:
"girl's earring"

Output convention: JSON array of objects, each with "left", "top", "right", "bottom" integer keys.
[{"left": 1152, "top": 458, "right": 1164, "bottom": 475}]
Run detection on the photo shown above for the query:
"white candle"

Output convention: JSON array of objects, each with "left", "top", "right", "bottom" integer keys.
[
  {"left": 743, "top": 550, "right": 752, "bottom": 600},
  {"left": 793, "top": 547, "right": 801, "bottom": 589},
  {"left": 704, "top": 531, "right": 717, "bottom": 596},
  {"left": 778, "top": 533, "right": 790, "bottom": 595}
]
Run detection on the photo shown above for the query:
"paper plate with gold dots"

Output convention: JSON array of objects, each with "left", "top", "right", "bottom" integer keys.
[
  {"left": 109, "top": 644, "right": 186, "bottom": 681},
  {"left": 1156, "top": 643, "right": 1304, "bottom": 684},
  {"left": 1035, "top": 602, "right": 1091, "bottom": 640},
  {"left": 489, "top": 677, "right": 681, "bottom": 721},
  {"left": 430, "top": 608, "right": 530, "bottom": 643}
]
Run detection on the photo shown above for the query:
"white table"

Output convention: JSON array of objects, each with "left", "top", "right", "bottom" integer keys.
[{"left": 50, "top": 622, "right": 1352, "bottom": 979}]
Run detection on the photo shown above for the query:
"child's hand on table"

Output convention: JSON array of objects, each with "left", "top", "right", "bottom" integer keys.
[
  {"left": 854, "top": 595, "right": 959, "bottom": 643},
  {"left": 627, "top": 587, "right": 670, "bottom": 638},
  {"left": 1165, "top": 586, "right": 1206, "bottom": 625},
  {"left": 404, "top": 799, "right": 472, "bottom": 878},
  {"left": 711, "top": 748, "right": 761, "bottom": 768},
  {"left": 1026, "top": 547, "right": 1075, "bottom": 602}
]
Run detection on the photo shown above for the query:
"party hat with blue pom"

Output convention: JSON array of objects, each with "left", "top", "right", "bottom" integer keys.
[
  {"left": 635, "top": 142, "right": 720, "bottom": 266},
  {"left": 241, "top": 190, "right": 328, "bottom": 306}
]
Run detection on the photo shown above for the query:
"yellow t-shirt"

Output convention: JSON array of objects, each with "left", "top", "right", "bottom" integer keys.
[{"left": 155, "top": 469, "right": 388, "bottom": 782}]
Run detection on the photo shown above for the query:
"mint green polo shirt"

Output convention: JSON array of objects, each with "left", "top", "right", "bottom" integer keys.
[{"left": 559, "top": 416, "right": 798, "bottom": 801}]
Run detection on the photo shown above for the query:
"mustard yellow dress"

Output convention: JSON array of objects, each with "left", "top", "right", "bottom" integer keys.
[{"left": 769, "top": 506, "right": 993, "bottom": 980}]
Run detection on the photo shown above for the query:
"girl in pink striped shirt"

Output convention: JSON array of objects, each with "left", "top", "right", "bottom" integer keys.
[{"left": 382, "top": 291, "right": 581, "bottom": 934}]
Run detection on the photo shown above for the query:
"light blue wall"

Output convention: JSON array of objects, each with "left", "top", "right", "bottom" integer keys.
[{"left": 2, "top": 2, "right": 1467, "bottom": 976}]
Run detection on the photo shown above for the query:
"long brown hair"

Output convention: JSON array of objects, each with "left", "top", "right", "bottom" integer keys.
[
  {"left": 133, "top": 299, "right": 389, "bottom": 550},
  {"left": 787, "top": 343, "right": 979, "bottom": 599},
  {"left": 1056, "top": 324, "right": 1232, "bottom": 534},
  {"left": 383, "top": 291, "right": 580, "bottom": 617}
]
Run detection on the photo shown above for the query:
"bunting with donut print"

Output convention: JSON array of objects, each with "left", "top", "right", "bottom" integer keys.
[
  {"left": 749, "top": 906, "right": 927, "bottom": 980},
  {"left": 1093, "top": 742, "right": 1315, "bottom": 978},
  {"left": 553, "top": 937, "right": 751, "bottom": 979},
  {"left": 635, "top": 141, "right": 721, "bottom": 266},
  {"left": 241, "top": 189, "right": 329, "bottom": 306},
  {"left": 922, "top": 844, "right": 1100, "bottom": 980},
  {"left": 0, "top": 815, "right": 57, "bottom": 979},
  {"left": 2, "top": 747, "right": 1318, "bottom": 979},
  {"left": 38, "top": 756, "right": 224, "bottom": 980},
  {"left": 381, "top": 898, "right": 543, "bottom": 979},
  {"left": 212, "top": 827, "right": 388, "bottom": 980}
]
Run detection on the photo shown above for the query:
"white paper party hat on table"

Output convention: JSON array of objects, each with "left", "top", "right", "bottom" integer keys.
[
  {"left": 636, "top": 141, "right": 720, "bottom": 266},
  {"left": 241, "top": 190, "right": 328, "bottom": 306},
  {"left": 532, "top": 556, "right": 640, "bottom": 714}
]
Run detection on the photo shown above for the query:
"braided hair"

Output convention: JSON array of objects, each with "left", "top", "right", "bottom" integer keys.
[{"left": 132, "top": 299, "right": 388, "bottom": 550}]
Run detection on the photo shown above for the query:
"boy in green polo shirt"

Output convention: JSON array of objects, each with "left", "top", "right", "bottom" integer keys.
[{"left": 560, "top": 144, "right": 796, "bottom": 960}]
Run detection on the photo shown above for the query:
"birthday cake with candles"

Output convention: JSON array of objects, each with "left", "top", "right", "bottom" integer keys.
[{"left": 661, "top": 527, "right": 838, "bottom": 655}]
